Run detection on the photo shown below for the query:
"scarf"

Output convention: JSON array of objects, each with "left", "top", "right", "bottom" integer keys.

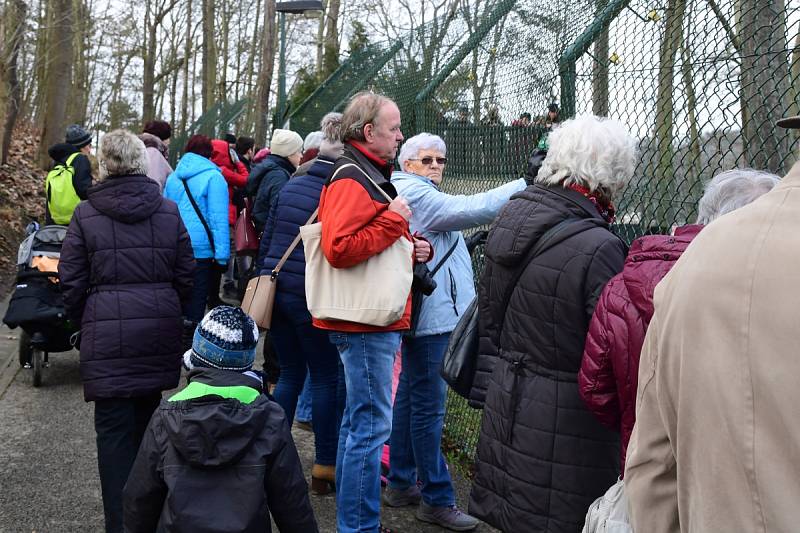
[{"left": 567, "top": 183, "right": 616, "bottom": 223}]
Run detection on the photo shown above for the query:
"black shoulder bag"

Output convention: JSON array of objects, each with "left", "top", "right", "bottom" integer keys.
[
  {"left": 405, "top": 237, "right": 461, "bottom": 339},
  {"left": 440, "top": 217, "right": 604, "bottom": 401}
]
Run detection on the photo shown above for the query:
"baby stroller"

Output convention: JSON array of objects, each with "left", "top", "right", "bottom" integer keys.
[{"left": 2, "top": 222, "right": 78, "bottom": 387}]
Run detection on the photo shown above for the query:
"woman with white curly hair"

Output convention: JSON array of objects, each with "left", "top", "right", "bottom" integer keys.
[
  {"left": 59, "top": 129, "right": 195, "bottom": 533},
  {"left": 467, "top": 114, "right": 637, "bottom": 532}
]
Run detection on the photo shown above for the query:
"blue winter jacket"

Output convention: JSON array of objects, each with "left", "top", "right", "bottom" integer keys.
[
  {"left": 391, "top": 171, "right": 526, "bottom": 337},
  {"left": 259, "top": 156, "right": 335, "bottom": 305},
  {"left": 164, "top": 152, "right": 230, "bottom": 264},
  {"left": 247, "top": 155, "right": 294, "bottom": 233}
]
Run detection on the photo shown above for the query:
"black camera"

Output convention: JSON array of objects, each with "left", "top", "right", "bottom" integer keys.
[{"left": 412, "top": 263, "right": 437, "bottom": 296}]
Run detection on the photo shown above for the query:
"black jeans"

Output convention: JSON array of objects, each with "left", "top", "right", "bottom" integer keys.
[
  {"left": 185, "top": 258, "right": 212, "bottom": 322},
  {"left": 94, "top": 394, "right": 162, "bottom": 533}
]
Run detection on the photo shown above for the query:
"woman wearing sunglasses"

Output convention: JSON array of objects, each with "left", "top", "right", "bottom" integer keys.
[{"left": 386, "top": 132, "right": 526, "bottom": 531}]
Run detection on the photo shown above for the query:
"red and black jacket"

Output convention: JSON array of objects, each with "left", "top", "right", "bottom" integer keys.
[{"left": 315, "top": 141, "right": 430, "bottom": 333}]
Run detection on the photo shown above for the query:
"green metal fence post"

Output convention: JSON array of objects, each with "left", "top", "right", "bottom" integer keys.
[
  {"left": 331, "top": 40, "right": 405, "bottom": 112},
  {"left": 413, "top": 0, "right": 517, "bottom": 132},
  {"left": 286, "top": 55, "right": 354, "bottom": 126},
  {"left": 558, "top": 0, "right": 630, "bottom": 118}
]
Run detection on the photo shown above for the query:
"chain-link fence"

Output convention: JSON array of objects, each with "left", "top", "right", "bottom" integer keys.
[
  {"left": 289, "top": 0, "right": 800, "bottom": 475},
  {"left": 169, "top": 98, "right": 249, "bottom": 166}
]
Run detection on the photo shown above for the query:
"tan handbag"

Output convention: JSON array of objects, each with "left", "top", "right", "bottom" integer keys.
[
  {"left": 300, "top": 164, "right": 414, "bottom": 327},
  {"left": 241, "top": 209, "right": 318, "bottom": 329}
]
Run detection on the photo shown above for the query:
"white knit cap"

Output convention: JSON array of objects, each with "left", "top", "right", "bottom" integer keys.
[{"left": 270, "top": 129, "right": 304, "bottom": 158}]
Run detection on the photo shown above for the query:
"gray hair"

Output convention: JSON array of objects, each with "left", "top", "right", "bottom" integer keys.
[
  {"left": 696, "top": 168, "right": 779, "bottom": 224},
  {"left": 536, "top": 114, "right": 637, "bottom": 197},
  {"left": 303, "top": 131, "right": 324, "bottom": 151},
  {"left": 320, "top": 112, "right": 343, "bottom": 142},
  {"left": 340, "top": 91, "right": 394, "bottom": 142},
  {"left": 98, "top": 129, "right": 148, "bottom": 180},
  {"left": 398, "top": 133, "right": 446, "bottom": 169}
]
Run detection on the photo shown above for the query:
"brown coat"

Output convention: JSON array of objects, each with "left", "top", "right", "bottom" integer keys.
[{"left": 625, "top": 162, "right": 800, "bottom": 532}]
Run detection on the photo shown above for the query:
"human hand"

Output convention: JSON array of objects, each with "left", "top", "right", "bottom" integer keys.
[
  {"left": 388, "top": 196, "right": 412, "bottom": 221},
  {"left": 413, "top": 237, "right": 431, "bottom": 262}
]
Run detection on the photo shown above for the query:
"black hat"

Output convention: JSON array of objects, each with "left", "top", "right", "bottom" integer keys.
[
  {"left": 777, "top": 115, "right": 800, "bottom": 129},
  {"left": 65, "top": 124, "right": 92, "bottom": 149}
]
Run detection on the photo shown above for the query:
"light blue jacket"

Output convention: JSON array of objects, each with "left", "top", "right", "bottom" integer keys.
[
  {"left": 164, "top": 152, "right": 230, "bottom": 263},
  {"left": 391, "top": 171, "right": 526, "bottom": 337}
]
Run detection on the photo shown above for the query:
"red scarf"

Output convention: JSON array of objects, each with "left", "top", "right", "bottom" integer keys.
[{"left": 567, "top": 184, "right": 616, "bottom": 223}]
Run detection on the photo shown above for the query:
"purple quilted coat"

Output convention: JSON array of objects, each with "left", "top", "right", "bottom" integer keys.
[
  {"left": 579, "top": 224, "right": 702, "bottom": 472},
  {"left": 59, "top": 174, "right": 195, "bottom": 401}
]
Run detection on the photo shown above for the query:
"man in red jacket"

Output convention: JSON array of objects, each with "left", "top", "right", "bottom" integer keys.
[{"left": 316, "top": 91, "right": 432, "bottom": 533}]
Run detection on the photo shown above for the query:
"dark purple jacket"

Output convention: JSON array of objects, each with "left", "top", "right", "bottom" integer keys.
[
  {"left": 59, "top": 174, "right": 195, "bottom": 401},
  {"left": 579, "top": 224, "right": 702, "bottom": 472}
]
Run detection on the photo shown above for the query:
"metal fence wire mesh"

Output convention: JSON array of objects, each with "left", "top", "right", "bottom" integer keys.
[{"left": 289, "top": 0, "right": 800, "bottom": 474}]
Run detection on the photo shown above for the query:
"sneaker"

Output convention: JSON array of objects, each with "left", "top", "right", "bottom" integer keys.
[
  {"left": 416, "top": 502, "right": 479, "bottom": 531},
  {"left": 382, "top": 485, "right": 422, "bottom": 507}
]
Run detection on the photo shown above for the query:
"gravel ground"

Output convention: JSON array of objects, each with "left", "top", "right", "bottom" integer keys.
[{"left": 0, "top": 305, "right": 496, "bottom": 533}]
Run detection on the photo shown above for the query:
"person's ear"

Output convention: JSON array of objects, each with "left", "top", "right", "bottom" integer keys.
[{"left": 363, "top": 123, "right": 374, "bottom": 142}]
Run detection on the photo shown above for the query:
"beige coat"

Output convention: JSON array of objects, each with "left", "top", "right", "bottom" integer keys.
[{"left": 625, "top": 162, "right": 800, "bottom": 532}]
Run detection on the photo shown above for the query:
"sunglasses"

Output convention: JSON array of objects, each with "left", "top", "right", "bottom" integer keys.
[{"left": 410, "top": 157, "right": 448, "bottom": 166}]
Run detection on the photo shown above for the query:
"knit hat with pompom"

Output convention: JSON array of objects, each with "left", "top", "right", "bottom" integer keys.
[{"left": 183, "top": 306, "right": 258, "bottom": 372}]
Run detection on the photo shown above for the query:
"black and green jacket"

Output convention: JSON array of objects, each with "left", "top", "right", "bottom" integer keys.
[{"left": 123, "top": 368, "right": 318, "bottom": 533}]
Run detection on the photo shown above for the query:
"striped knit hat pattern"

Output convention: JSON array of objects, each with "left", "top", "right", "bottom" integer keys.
[{"left": 184, "top": 306, "right": 259, "bottom": 372}]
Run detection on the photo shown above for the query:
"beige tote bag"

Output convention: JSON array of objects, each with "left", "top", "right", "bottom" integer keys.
[{"left": 300, "top": 164, "right": 413, "bottom": 327}]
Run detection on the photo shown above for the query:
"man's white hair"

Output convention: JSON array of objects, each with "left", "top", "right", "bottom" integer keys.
[
  {"left": 98, "top": 129, "right": 148, "bottom": 180},
  {"left": 303, "top": 131, "right": 324, "bottom": 151},
  {"left": 397, "top": 133, "right": 446, "bottom": 170},
  {"left": 536, "top": 114, "right": 637, "bottom": 196},
  {"left": 696, "top": 168, "right": 779, "bottom": 224}
]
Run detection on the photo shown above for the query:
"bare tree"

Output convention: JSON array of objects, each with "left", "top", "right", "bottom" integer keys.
[
  {"left": 254, "top": 0, "right": 276, "bottom": 145},
  {"left": 321, "top": 0, "right": 340, "bottom": 76},
  {"left": 1, "top": 0, "right": 27, "bottom": 164},
  {"left": 591, "top": 0, "right": 609, "bottom": 116},
  {"left": 142, "top": 0, "right": 180, "bottom": 123},
  {"left": 201, "top": 0, "right": 217, "bottom": 113},
  {"left": 38, "top": 0, "right": 74, "bottom": 168},
  {"left": 739, "top": 0, "right": 789, "bottom": 172}
]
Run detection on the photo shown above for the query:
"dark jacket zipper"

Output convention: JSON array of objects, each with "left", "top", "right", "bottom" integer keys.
[{"left": 448, "top": 267, "right": 459, "bottom": 316}]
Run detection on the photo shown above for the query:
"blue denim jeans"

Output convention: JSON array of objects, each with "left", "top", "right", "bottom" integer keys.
[
  {"left": 387, "top": 333, "right": 455, "bottom": 507},
  {"left": 295, "top": 376, "right": 312, "bottom": 422},
  {"left": 271, "top": 296, "right": 341, "bottom": 466},
  {"left": 329, "top": 330, "right": 402, "bottom": 533}
]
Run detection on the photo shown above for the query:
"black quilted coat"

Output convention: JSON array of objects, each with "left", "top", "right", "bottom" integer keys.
[
  {"left": 59, "top": 174, "right": 195, "bottom": 402},
  {"left": 468, "top": 184, "right": 624, "bottom": 532}
]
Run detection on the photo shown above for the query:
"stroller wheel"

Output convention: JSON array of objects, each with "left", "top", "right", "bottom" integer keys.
[
  {"left": 32, "top": 349, "right": 43, "bottom": 387},
  {"left": 18, "top": 331, "right": 32, "bottom": 368}
]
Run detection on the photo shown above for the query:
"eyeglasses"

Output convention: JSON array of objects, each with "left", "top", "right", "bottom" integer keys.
[{"left": 410, "top": 157, "right": 448, "bottom": 166}]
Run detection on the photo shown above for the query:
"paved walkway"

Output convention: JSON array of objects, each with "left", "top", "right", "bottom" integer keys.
[{"left": 0, "top": 297, "right": 496, "bottom": 533}]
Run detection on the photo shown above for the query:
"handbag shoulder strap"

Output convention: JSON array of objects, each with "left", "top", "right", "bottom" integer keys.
[
  {"left": 182, "top": 178, "right": 215, "bottom": 255},
  {"left": 497, "top": 217, "right": 604, "bottom": 337},
  {"left": 430, "top": 237, "right": 460, "bottom": 276},
  {"left": 271, "top": 207, "right": 319, "bottom": 276}
]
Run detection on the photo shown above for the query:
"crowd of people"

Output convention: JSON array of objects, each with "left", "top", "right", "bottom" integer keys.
[{"left": 35, "top": 89, "right": 800, "bottom": 533}]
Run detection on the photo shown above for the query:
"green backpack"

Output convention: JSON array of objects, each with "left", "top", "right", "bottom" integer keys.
[{"left": 45, "top": 152, "right": 81, "bottom": 225}]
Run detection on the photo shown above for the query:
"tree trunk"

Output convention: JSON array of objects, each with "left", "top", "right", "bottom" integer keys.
[
  {"left": 739, "top": 0, "right": 789, "bottom": 172},
  {"left": 650, "top": 0, "right": 685, "bottom": 228},
  {"left": 591, "top": 0, "right": 609, "bottom": 116},
  {"left": 180, "top": 0, "right": 192, "bottom": 135},
  {"left": 254, "top": 0, "right": 276, "bottom": 146},
  {"left": 321, "top": 0, "right": 340, "bottom": 76},
  {"left": 66, "top": 0, "right": 89, "bottom": 124},
  {"left": 680, "top": 39, "right": 701, "bottom": 201},
  {"left": 32, "top": 0, "right": 50, "bottom": 125},
  {"left": 201, "top": 0, "right": 217, "bottom": 113},
  {"left": 1, "top": 0, "right": 27, "bottom": 165},
  {"left": 219, "top": 0, "right": 229, "bottom": 103},
  {"left": 142, "top": 0, "right": 156, "bottom": 123},
  {"left": 38, "top": 0, "right": 74, "bottom": 169},
  {"left": 315, "top": 0, "right": 327, "bottom": 76}
]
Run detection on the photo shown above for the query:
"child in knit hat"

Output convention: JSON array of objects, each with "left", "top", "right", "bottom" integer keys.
[{"left": 123, "top": 306, "right": 318, "bottom": 533}]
